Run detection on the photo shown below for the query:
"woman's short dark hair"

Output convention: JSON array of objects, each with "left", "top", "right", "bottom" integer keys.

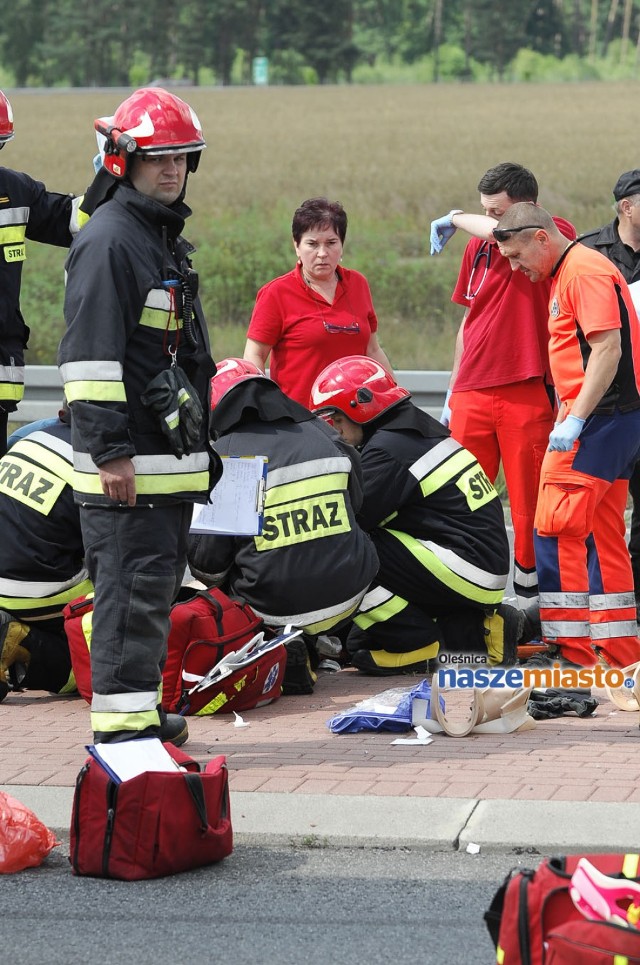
[{"left": 292, "top": 198, "right": 348, "bottom": 244}]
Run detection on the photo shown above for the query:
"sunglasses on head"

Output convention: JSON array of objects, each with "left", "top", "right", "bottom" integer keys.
[{"left": 492, "top": 224, "right": 545, "bottom": 243}]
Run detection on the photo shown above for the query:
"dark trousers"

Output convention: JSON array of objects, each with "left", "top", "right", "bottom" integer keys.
[
  {"left": 80, "top": 502, "right": 191, "bottom": 734},
  {"left": 21, "top": 618, "right": 73, "bottom": 693}
]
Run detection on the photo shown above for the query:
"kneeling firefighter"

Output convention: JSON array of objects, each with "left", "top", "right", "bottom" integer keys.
[
  {"left": 188, "top": 358, "right": 379, "bottom": 638},
  {"left": 0, "top": 409, "right": 92, "bottom": 699},
  {"left": 309, "top": 356, "right": 528, "bottom": 675}
]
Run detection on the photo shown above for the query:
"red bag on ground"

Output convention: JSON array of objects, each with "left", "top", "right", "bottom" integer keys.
[
  {"left": 0, "top": 792, "right": 59, "bottom": 873},
  {"left": 162, "top": 586, "right": 264, "bottom": 712},
  {"left": 176, "top": 630, "right": 289, "bottom": 716},
  {"left": 545, "top": 918, "right": 640, "bottom": 962},
  {"left": 63, "top": 586, "right": 265, "bottom": 713},
  {"left": 484, "top": 853, "right": 640, "bottom": 964},
  {"left": 69, "top": 743, "right": 233, "bottom": 880}
]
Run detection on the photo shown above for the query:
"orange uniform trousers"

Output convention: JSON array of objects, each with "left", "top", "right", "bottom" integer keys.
[
  {"left": 450, "top": 379, "right": 553, "bottom": 607},
  {"left": 534, "top": 446, "right": 640, "bottom": 668}
]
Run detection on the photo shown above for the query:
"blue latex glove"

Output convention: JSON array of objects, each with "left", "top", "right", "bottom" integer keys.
[
  {"left": 548, "top": 414, "right": 586, "bottom": 452},
  {"left": 430, "top": 210, "right": 462, "bottom": 255},
  {"left": 92, "top": 153, "right": 102, "bottom": 174},
  {"left": 440, "top": 388, "right": 452, "bottom": 427}
]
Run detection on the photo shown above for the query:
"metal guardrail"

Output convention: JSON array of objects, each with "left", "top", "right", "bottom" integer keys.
[{"left": 12, "top": 366, "right": 451, "bottom": 424}]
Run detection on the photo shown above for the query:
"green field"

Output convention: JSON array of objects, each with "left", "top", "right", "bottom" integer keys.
[{"left": 7, "top": 82, "right": 638, "bottom": 369}]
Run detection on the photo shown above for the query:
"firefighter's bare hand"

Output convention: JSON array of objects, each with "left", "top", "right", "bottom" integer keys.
[{"left": 98, "top": 457, "right": 137, "bottom": 507}]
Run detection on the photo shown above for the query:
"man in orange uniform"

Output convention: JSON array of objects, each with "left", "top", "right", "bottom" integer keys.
[
  {"left": 431, "top": 163, "right": 575, "bottom": 607},
  {"left": 494, "top": 203, "right": 640, "bottom": 671}
]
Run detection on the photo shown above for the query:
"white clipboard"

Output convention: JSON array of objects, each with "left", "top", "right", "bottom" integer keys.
[{"left": 190, "top": 455, "right": 268, "bottom": 536}]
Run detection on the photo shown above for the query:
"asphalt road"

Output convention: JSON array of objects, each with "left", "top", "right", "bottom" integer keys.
[{"left": 3, "top": 839, "right": 542, "bottom": 964}]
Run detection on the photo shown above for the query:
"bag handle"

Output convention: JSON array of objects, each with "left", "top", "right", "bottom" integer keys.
[{"left": 183, "top": 770, "right": 230, "bottom": 836}]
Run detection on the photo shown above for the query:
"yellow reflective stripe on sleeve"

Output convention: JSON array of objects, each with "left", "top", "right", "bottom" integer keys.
[
  {"left": 64, "top": 380, "right": 127, "bottom": 403},
  {"left": 418, "top": 448, "right": 478, "bottom": 497},
  {"left": 267, "top": 470, "right": 350, "bottom": 506},
  {"left": 613, "top": 957, "right": 629, "bottom": 965},
  {"left": 255, "top": 492, "right": 350, "bottom": 550},
  {"left": 0, "top": 453, "right": 65, "bottom": 515},
  {"left": 60, "top": 360, "right": 125, "bottom": 403},
  {"left": 623, "top": 854, "right": 640, "bottom": 877},
  {"left": 496, "top": 947, "right": 505, "bottom": 965},
  {"left": 0, "top": 224, "right": 27, "bottom": 244},
  {"left": 0, "top": 381, "right": 24, "bottom": 401},
  {"left": 456, "top": 464, "right": 498, "bottom": 510},
  {"left": 387, "top": 528, "right": 505, "bottom": 604}
]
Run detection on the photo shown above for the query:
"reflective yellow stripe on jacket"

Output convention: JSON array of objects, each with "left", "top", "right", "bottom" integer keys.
[{"left": 71, "top": 451, "right": 211, "bottom": 497}]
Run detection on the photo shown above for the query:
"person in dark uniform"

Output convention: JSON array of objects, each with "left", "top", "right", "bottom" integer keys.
[
  {"left": 59, "top": 88, "right": 220, "bottom": 746},
  {"left": 580, "top": 170, "right": 640, "bottom": 618},
  {"left": 188, "top": 358, "right": 378, "bottom": 638},
  {"left": 309, "top": 355, "right": 524, "bottom": 675},
  {"left": 0, "top": 89, "right": 85, "bottom": 455},
  {"left": 0, "top": 406, "right": 91, "bottom": 700}
]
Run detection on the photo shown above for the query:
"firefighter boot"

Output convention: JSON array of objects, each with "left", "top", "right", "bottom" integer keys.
[
  {"left": 0, "top": 610, "right": 31, "bottom": 702},
  {"left": 483, "top": 603, "right": 523, "bottom": 666},
  {"left": 350, "top": 643, "right": 439, "bottom": 676},
  {"left": 158, "top": 709, "right": 190, "bottom": 747}
]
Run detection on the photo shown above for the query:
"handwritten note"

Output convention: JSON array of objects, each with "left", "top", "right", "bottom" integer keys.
[{"left": 190, "top": 455, "right": 268, "bottom": 536}]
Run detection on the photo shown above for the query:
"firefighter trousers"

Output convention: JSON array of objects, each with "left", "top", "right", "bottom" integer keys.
[
  {"left": 80, "top": 502, "right": 192, "bottom": 741},
  {"left": 450, "top": 379, "right": 553, "bottom": 606},
  {"left": 534, "top": 411, "right": 640, "bottom": 668}
]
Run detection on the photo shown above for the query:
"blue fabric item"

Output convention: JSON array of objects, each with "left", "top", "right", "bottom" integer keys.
[{"left": 327, "top": 678, "right": 441, "bottom": 734}]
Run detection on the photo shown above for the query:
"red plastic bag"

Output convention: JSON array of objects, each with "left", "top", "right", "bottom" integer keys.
[{"left": 0, "top": 792, "right": 59, "bottom": 873}]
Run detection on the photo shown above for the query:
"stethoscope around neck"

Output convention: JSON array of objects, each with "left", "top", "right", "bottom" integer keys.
[{"left": 464, "top": 242, "right": 492, "bottom": 301}]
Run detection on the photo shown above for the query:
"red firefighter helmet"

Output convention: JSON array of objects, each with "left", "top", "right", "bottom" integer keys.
[
  {"left": 309, "top": 356, "right": 410, "bottom": 424},
  {"left": 0, "top": 91, "right": 14, "bottom": 145},
  {"left": 210, "top": 358, "right": 268, "bottom": 410},
  {"left": 95, "top": 87, "right": 205, "bottom": 179}
]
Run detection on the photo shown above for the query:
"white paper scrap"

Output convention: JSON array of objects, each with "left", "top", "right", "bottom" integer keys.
[
  {"left": 391, "top": 725, "right": 434, "bottom": 746},
  {"left": 466, "top": 842, "right": 481, "bottom": 855},
  {"left": 233, "top": 711, "right": 249, "bottom": 728}
]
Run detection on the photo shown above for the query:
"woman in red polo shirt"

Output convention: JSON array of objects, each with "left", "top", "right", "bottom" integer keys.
[{"left": 243, "top": 197, "right": 392, "bottom": 407}]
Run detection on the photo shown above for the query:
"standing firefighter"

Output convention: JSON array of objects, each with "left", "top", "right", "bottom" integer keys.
[
  {"left": 0, "top": 90, "right": 84, "bottom": 455},
  {"left": 309, "top": 356, "right": 525, "bottom": 675},
  {"left": 59, "top": 88, "right": 220, "bottom": 745}
]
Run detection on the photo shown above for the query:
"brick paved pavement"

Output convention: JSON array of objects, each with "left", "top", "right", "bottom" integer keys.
[{"left": 2, "top": 667, "right": 639, "bottom": 803}]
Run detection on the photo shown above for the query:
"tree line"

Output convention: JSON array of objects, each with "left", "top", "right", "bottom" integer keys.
[{"left": 1, "top": 0, "right": 639, "bottom": 87}]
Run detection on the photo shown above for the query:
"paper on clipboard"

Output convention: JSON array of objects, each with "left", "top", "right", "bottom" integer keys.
[{"left": 190, "top": 455, "right": 268, "bottom": 536}]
